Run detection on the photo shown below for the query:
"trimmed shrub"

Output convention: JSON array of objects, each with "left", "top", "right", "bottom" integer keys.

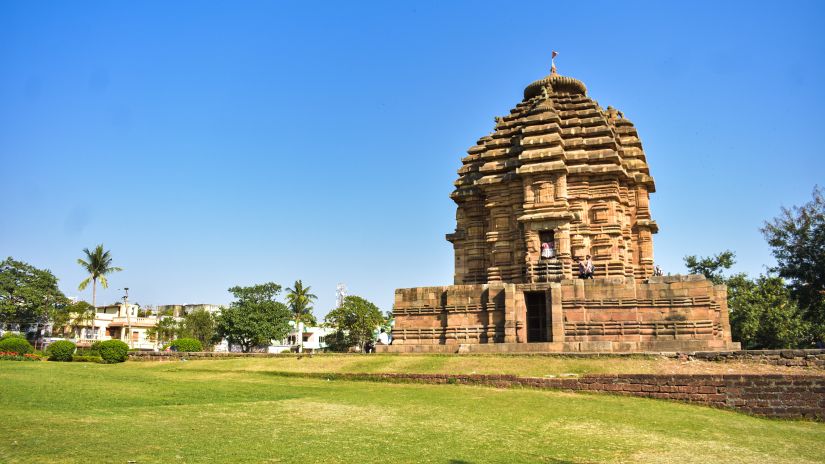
[
  {"left": 1, "top": 332, "right": 26, "bottom": 340},
  {"left": 97, "top": 340, "right": 129, "bottom": 363},
  {"left": 169, "top": 338, "right": 203, "bottom": 352},
  {"left": 46, "top": 340, "right": 76, "bottom": 362},
  {"left": 0, "top": 336, "right": 34, "bottom": 355},
  {"left": 72, "top": 355, "right": 103, "bottom": 363}
]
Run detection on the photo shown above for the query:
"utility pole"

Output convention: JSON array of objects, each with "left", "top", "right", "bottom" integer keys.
[{"left": 122, "top": 287, "right": 132, "bottom": 348}]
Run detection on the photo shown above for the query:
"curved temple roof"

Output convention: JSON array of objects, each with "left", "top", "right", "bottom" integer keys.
[{"left": 452, "top": 71, "right": 656, "bottom": 199}]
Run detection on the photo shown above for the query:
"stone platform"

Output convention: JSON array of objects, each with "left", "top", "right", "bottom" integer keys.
[{"left": 387, "top": 275, "right": 740, "bottom": 353}]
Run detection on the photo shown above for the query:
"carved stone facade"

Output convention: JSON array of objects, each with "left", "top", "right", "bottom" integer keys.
[
  {"left": 384, "top": 66, "right": 738, "bottom": 353},
  {"left": 447, "top": 73, "right": 657, "bottom": 284}
]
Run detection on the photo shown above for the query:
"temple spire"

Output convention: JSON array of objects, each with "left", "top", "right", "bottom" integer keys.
[{"left": 550, "top": 50, "right": 559, "bottom": 75}]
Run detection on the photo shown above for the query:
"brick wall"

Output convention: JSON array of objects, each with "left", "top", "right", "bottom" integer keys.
[
  {"left": 687, "top": 349, "right": 825, "bottom": 368},
  {"left": 272, "top": 371, "right": 824, "bottom": 421}
]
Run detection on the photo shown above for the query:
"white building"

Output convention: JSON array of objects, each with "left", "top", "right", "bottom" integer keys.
[
  {"left": 66, "top": 303, "right": 158, "bottom": 350},
  {"left": 264, "top": 325, "right": 334, "bottom": 353}
]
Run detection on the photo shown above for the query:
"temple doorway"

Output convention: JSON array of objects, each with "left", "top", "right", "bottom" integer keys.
[{"left": 525, "top": 291, "right": 549, "bottom": 342}]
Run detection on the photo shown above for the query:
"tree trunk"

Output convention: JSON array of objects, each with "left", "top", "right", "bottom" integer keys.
[
  {"left": 298, "top": 320, "right": 304, "bottom": 353},
  {"left": 91, "top": 279, "right": 97, "bottom": 340}
]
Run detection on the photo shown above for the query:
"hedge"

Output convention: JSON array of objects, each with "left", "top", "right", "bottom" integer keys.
[
  {"left": 0, "top": 336, "right": 34, "bottom": 355},
  {"left": 46, "top": 340, "right": 76, "bottom": 362},
  {"left": 97, "top": 340, "right": 130, "bottom": 363},
  {"left": 72, "top": 355, "right": 103, "bottom": 363},
  {"left": 0, "top": 352, "right": 41, "bottom": 361},
  {"left": 169, "top": 338, "right": 203, "bottom": 352}
]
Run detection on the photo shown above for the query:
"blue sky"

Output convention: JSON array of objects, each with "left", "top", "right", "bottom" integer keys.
[{"left": 1, "top": 1, "right": 823, "bottom": 317}]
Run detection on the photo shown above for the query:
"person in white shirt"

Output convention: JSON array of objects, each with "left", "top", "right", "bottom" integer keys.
[{"left": 377, "top": 328, "right": 390, "bottom": 345}]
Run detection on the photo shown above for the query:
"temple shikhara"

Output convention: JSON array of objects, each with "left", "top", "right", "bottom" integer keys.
[{"left": 385, "top": 56, "right": 739, "bottom": 352}]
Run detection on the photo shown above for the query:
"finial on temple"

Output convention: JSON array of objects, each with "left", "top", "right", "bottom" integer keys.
[{"left": 550, "top": 50, "right": 558, "bottom": 75}]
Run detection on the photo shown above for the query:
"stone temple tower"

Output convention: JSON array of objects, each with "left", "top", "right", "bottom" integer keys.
[
  {"left": 447, "top": 70, "right": 658, "bottom": 285},
  {"left": 385, "top": 59, "right": 738, "bottom": 353}
]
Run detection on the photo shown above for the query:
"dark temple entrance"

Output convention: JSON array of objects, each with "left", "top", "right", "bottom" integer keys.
[{"left": 525, "top": 291, "right": 549, "bottom": 342}]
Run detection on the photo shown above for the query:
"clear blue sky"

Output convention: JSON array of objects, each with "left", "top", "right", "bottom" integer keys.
[{"left": 2, "top": 1, "right": 823, "bottom": 317}]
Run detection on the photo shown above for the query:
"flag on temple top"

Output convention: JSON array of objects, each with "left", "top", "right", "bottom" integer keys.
[{"left": 552, "top": 51, "right": 558, "bottom": 58}]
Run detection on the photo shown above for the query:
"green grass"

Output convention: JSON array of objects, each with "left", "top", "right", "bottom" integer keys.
[
  {"left": 146, "top": 353, "right": 825, "bottom": 377},
  {"left": 2, "top": 361, "right": 824, "bottom": 463}
]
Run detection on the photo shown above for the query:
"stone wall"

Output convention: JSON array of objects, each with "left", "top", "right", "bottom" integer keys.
[
  {"left": 271, "top": 371, "right": 824, "bottom": 421},
  {"left": 391, "top": 275, "right": 738, "bottom": 351},
  {"left": 560, "top": 275, "right": 734, "bottom": 349},
  {"left": 687, "top": 349, "right": 825, "bottom": 368},
  {"left": 129, "top": 351, "right": 295, "bottom": 361}
]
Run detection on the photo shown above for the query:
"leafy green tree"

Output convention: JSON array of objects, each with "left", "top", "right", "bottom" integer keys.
[
  {"left": 761, "top": 186, "right": 825, "bottom": 344},
  {"left": 727, "top": 274, "right": 809, "bottom": 349},
  {"left": 683, "top": 250, "right": 736, "bottom": 284},
  {"left": 181, "top": 308, "right": 217, "bottom": 350},
  {"left": 683, "top": 252, "right": 809, "bottom": 349},
  {"left": 0, "top": 257, "right": 70, "bottom": 346},
  {"left": 67, "top": 300, "right": 96, "bottom": 338},
  {"left": 215, "top": 283, "right": 291, "bottom": 352},
  {"left": 324, "top": 295, "right": 384, "bottom": 352},
  {"left": 147, "top": 317, "right": 180, "bottom": 347},
  {"left": 76, "top": 245, "right": 122, "bottom": 317},
  {"left": 285, "top": 280, "right": 317, "bottom": 353}
]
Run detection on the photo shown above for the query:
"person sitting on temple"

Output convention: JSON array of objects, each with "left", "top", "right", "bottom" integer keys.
[
  {"left": 584, "top": 255, "right": 595, "bottom": 279},
  {"left": 653, "top": 265, "right": 663, "bottom": 277},
  {"left": 377, "top": 328, "right": 390, "bottom": 345},
  {"left": 576, "top": 256, "right": 586, "bottom": 279}
]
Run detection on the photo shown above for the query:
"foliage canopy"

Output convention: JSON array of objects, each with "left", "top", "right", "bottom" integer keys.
[
  {"left": 324, "top": 295, "right": 384, "bottom": 352},
  {"left": 762, "top": 186, "right": 825, "bottom": 343},
  {"left": 215, "top": 283, "right": 291, "bottom": 352},
  {"left": 0, "top": 257, "right": 70, "bottom": 340}
]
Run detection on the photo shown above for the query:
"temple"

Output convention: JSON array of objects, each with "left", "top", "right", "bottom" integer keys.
[{"left": 383, "top": 58, "right": 740, "bottom": 353}]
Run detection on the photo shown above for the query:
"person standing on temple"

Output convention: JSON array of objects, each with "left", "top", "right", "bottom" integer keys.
[
  {"left": 541, "top": 242, "right": 553, "bottom": 259},
  {"left": 584, "top": 255, "right": 595, "bottom": 279}
]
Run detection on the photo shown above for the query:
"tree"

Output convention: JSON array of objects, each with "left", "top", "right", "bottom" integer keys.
[
  {"left": 727, "top": 274, "right": 809, "bottom": 349},
  {"left": 683, "top": 253, "right": 809, "bottom": 349},
  {"left": 147, "top": 316, "right": 180, "bottom": 347},
  {"left": 0, "top": 257, "right": 70, "bottom": 347},
  {"left": 215, "top": 283, "right": 291, "bottom": 352},
  {"left": 285, "top": 280, "right": 317, "bottom": 353},
  {"left": 761, "top": 186, "right": 825, "bottom": 344},
  {"left": 684, "top": 250, "right": 736, "bottom": 284},
  {"left": 76, "top": 244, "right": 122, "bottom": 319},
  {"left": 181, "top": 308, "right": 217, "bottom": 350},
  {"left": 67, "top": 300, "right": 96, "bottom": 338},
  {"left": 324, "top": 295, "right": 384, "bottom": 352}
]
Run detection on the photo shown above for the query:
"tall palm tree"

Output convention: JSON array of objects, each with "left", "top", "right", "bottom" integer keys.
[
  {"left": 77, "top": 244, "right": 122, "bottom": 339},
  {"left": 285, "top": 280, "right": 317, "bottom": 353}
]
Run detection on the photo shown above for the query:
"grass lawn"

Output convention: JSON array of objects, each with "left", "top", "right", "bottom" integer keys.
[
  {"left": 2, "top": 360, "right": 824, "bottom": 464},
  {"left": 149, "top": 353, "right": 825, "bottom": 377}
]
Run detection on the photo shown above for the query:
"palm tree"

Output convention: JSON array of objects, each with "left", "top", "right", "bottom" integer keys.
[
  {"left": 285, "top": 280, "right": 317, "bottom": 353},
  {"left": 77, "top": 244, "right": 122, "bottom": 339}
]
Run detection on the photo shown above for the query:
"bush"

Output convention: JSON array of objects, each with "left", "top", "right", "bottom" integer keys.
[
  {"left": 0, "top": 352, "right": 41, "bottom": 361},
  {"left": 1, "top": 332, "right": 26, "bottom": 340},
  {"left": 97, "top": 340, "right": 129, "bottom": 363},
  {"left": 46, "top": 340, "right": 76, "bottom": 362},
  {"left": 75, "top": 347, "right": 99, "bottom": 356},
  {"left": 169, "top": 338, "right": 203, "bottom": 352},
  {"left": 72, "top": 355, "right": 103, "bottom": 363},
  {"left": 0, "top": 336, "right": 34, "bottom": 355}
]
